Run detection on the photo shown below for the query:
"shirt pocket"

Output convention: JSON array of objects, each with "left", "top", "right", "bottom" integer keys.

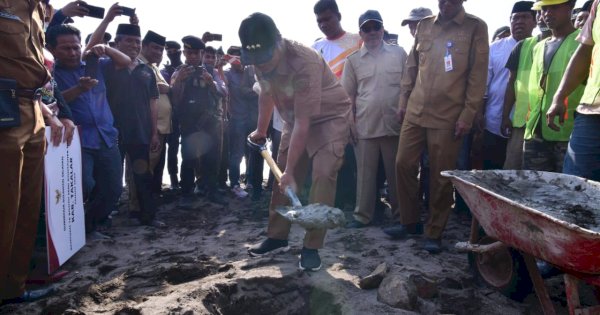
[
  {"left": 416, "top": 39, "right": 433, "bottom": 65},
  {"left": 0, "top": 16, "right": 27, "bottom": 58},
  {"left": 386, "top": 65, "right": 403, "bottom": 87},
  {"left": 356, "top": 67, "right": 374, "bottom": 82}
]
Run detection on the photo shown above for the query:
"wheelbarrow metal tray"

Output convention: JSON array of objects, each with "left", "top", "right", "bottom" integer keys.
[{"left": 442, "top": 170, "right": 600, "bottom": 275}]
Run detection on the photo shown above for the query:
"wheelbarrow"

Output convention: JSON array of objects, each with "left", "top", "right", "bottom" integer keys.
[{"left": 442, "top": 170, "right": 600, "bottom": 315}]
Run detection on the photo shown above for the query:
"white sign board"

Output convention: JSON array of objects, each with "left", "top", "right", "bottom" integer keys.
[{"left": 44, "top": 127, "right": 86, "bottom": 273}]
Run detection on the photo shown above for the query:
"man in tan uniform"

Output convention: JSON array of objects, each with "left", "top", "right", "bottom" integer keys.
[
  {"left": 0, "top": 0, "right": 56, "bottom": 304},
  {"left": 341, "top": 10, "right": 407, "bottom": 227},
  {"left": 241, "top": 12, "right": 352, "bottom": 271},
  {"left": 391, "top": 0, "right": 489, "bottom": 253}
]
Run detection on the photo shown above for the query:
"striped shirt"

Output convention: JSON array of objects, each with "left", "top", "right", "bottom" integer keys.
[{"left": 312, "top": 32, "right": 362, "bottom": 79}]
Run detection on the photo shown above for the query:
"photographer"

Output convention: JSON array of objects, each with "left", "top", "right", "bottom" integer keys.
[{"left": 171, "top": 36, "right": 227, "bottom": 207}]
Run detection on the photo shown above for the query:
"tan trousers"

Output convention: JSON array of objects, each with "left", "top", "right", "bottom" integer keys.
[
  {"left": 268, "top": 133, "right": 346, "bottom": 249},
  {"left": 395, "top": 121, "right": 463, "bottom": 239},
  {"left": 0, "top": 98, "right": 46, "bottom": 299},
  {"left": 503, "top": 127, "right": 525, "bottom": 170},
  {"left": 353, "top": 136, "right": 399, "bottom": 224}
]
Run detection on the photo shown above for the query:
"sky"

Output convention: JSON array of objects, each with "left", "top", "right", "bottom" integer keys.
[{"left": 49, "top": 0, "right": 590, "bottom": 60}]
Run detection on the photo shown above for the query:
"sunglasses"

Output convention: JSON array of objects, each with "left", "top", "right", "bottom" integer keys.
[{"left": 360, "top": 23, "right": 382, "bottom": 33}]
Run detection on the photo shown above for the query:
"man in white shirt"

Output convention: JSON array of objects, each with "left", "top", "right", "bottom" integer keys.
[{"left": 482, "top": 1, "right": 536, "bottom": 169}]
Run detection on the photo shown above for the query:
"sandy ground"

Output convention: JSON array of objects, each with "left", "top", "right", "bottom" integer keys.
[{"left": 0, "top": 188, "right": 593, "bottom": 314}]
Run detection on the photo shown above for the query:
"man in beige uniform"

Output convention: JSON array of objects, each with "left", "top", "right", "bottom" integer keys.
[
  {"left": 241, "top": 12, "right": 352, "bottom": 271},
  {"left": 391, "top": 0, "right": 489, "bottom": 253},
  {"left": 0, "top": 0, "right": 56, "bottom": 304},
  {"left": 341, "top": 10, "right": 407, "bottom": 227}
]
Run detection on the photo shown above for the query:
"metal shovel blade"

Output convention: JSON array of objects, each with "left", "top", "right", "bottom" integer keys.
[
  {"left": 275, "top": 203, "right": 346, "bottom": 230},
  {"left": 247, "top": 135, "right": 346, "bottom": 230}
]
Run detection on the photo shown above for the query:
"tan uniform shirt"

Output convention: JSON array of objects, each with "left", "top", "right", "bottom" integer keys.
[
  {"left": 342, "top": 43, "right": 407, "bottom": 139},
  {"left": 139, "top": 55, "right": 172, "bottom": 134},
  {"left": 257, "top": 39, "right": 352, "bottom": 155},
  {"left": 400, "top": 9, "right": 489, "bottom": 129},
  {"left": 0, "top": 0, "right": 50, "bottom": 89}
]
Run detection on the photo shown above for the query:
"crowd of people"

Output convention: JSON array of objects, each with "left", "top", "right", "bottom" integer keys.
[{"left": 2, "top": 0, "right": 600, "bottom": 306}]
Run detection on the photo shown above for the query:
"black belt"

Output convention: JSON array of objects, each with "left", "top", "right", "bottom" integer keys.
[{"left": 16, "top": 88, "right": 42, "bottom": 100}]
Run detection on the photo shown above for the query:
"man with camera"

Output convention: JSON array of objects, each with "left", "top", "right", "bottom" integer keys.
[
  {"left": 171, "top": 36, "right": 227, "bottom": 207},
  {"left": 47, "top": 24, "right": 131, "bottom": 238}
]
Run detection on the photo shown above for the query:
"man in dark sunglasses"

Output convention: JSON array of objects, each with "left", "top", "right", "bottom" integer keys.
[
  {"left": 341, "top": 10, "right": 407, "bottom": 230},
  {"left": 392, "top": 0, "right": 489, "bottom": 254}
]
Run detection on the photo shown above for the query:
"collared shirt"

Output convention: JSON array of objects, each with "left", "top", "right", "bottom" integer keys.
[
  {"left": 139, "top": 55, "right": 172, "bottom": 134},
  {"left": 54, "top": 61, "right": 118, "bottom": 149},
  {"left": 102, "top": 58, "right": 159, "bottom": 145},
  {"left": 341, "top": 43, "right": 407, "bottom": 139},
  {"left": 485, "top": 36, "right": 518, "bottom": 137},
  {"left": 257, "top": 39, "right": 352, "bottom": 155},
  {"left": 312, "top": 32, "right": 362, "bottom": 78},
  {"left": 400, "top": 8, "right": 489, "bottom": 129},
  {"left": 224, "top": 67, "right": 258, "bottom": 122},
  {"left": 0, "top": 0, "right": 50, "bottom": 89}
]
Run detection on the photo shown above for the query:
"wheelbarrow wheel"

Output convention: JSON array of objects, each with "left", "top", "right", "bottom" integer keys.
[{"left": 468, "top": 236, "right": 533, "bottom": 301}]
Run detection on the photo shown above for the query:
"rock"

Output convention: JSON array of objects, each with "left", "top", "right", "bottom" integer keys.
[
  {"left": 408, "top": 274, "right": 438, "bottom": 299},
  {"left": 359, "top": 262, "right": 388, "bottom": 289},
  {"left": 377, "top": 274, "right": 417, "bottom": 310}
]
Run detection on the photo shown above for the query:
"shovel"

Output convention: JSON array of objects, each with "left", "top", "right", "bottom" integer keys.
[{"left": 247, "top": 136, "right": 346, "bottom": 230}]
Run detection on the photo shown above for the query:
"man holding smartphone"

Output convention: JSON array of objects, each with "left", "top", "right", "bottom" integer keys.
[{"left": 47, "top": 24, "right": 131, "bottom": 238}]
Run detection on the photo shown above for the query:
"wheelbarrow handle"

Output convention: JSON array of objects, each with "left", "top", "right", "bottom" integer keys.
[{"left": 247, "top": 136, "right": 302, "bottom": 207}]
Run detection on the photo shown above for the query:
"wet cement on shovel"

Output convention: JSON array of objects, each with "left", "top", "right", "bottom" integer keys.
[{"left": 275, "top": 203, "right": 346, "bottom": 230}]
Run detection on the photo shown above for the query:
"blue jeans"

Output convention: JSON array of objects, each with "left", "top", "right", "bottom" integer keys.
[
  {"left": 82, "top": 142, "right": 123, "bottom": 231},
  {"left": 563, "top": 113, "right": 600, "bottom": 181}
]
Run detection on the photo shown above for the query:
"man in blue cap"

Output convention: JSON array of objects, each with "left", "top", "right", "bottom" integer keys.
[{"left": 240, "top": 12, "right": 353, "bottom": 271}]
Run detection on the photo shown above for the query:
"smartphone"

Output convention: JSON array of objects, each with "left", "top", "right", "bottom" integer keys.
[
  {"left": 84, "top": 54, "right": 99, "bottom": 79},
  {"left": 119, "top": 6, "right": 136, "bottom": 17},
  {"left": 79, "top": 3, "right": 105, "bottom": 19}
]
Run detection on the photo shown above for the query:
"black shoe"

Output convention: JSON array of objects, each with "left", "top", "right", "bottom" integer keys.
[
  {"left": 382, "top": 223, "right": 423, "bottom": 239},
  {"left": 422, "top": 238, "right": 442, "bottom": 254},
  {"left": 1, "top": 286, "right": 55, "bottom": 305},
  {"left": 146, "top": 219, "right": 167, "bottom": 228},
  {"left": 208, "top": 192, "right": 228, "bottom": 206},
  {"left": 346, "top": 220, "right": 368, "bottom": 229},
  {"left": 251, "top": 190, "right": 262, "bottom": 201},
  {"left": 170, "top": 175, "right": 179, "bottom": 190},
  {"left": 299, "top": 247, "right": 322, "bottom": 271},
  {"left": 248, "top": 238, "right": 289, "bottom": 257}
]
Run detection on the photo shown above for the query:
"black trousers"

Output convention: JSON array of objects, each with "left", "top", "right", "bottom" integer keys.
[
  {"left": 120, "top": 143, "right": 157, "bottom": 223},
  {"left": 180, "top": 116, "right": 223, "bottom": 195},
  {"left": 482, "top": 129, "right": 508, "bottom": 170}
]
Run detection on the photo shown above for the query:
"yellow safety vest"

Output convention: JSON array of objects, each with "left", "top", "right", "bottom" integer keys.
[
  {"left": 526, "top": 30, "right": 584, "bottom": 141},
  {"left": 513, "top": 37, "right": 538, "bottom": 127},
  {"left": 580, "top": 2, "right": 600, "bottom": 107}
]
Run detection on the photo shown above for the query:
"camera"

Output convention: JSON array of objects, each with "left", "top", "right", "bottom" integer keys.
[
  {"left": 84, "top": 53, "right": 99, "bottom": 79},
  {"left": 119, "top": 6, "right": 136, "bottom": 17},
  {"left": 79, "top": 3, "right": 105, "bottom": 19}
]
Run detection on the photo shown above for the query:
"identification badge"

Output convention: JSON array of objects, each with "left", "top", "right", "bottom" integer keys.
[
  {"left": 444, "top": 54, "right": 453, "bottom": 72},
  {"left": 444, "top": 41, "right": 454, "bottom": 72}
]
